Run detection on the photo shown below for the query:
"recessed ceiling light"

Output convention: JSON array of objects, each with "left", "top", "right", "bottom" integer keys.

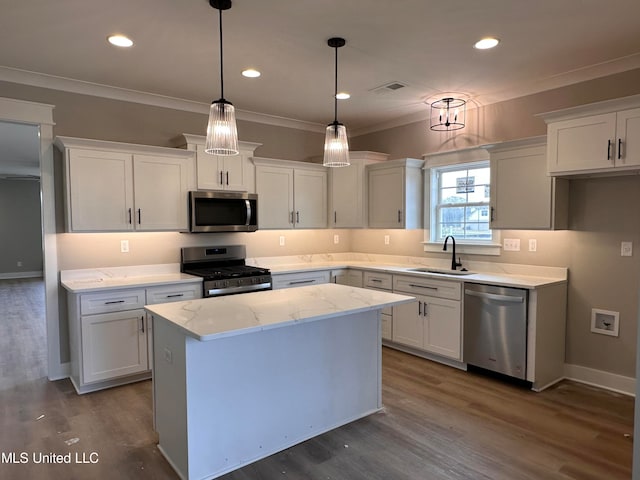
[
  {"left": 336, "top": 92, "right": 350, "bottom": 100},
  {"left": 242, "top": 69, "right": 261, "bottom": 78},
  {"left": 474, "top": 37, "right": 500, "bottom": 50},
  {"left": 108, "top": 35, "right": 133, "bottom": 48}
]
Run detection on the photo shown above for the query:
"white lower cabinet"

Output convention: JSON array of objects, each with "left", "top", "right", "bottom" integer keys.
[
  {"left": 363, "top": 271, "right": 394, "bottom": 341},
  {"left": 392, "top": 275, "right": 462, "bottom": 361},
  {"left": 68, "top": 281, "right": 202, "bottom": 394},
  {"left": 81, "top": 309, "right": 148, "bottom": 384},
  {"left": 332, "top": 269, "right": 364, "bottom": 287}
]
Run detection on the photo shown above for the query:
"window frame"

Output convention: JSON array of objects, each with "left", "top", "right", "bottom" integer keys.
[{"left": 422, "top": 147, "right": 501, "bottom": 256}]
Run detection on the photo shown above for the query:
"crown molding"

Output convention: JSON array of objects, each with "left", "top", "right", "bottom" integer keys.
[{"left": 0, "top": 66, "right": 325, "bottom": 133}]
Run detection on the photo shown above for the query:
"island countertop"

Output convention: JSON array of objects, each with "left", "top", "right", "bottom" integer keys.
[{"left": 145, "top": 283, "right": 414, "bottom": 341}]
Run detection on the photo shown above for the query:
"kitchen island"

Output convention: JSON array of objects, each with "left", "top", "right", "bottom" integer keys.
[{"left": 145, "top": 283, "right": 414, "bottom": 480}]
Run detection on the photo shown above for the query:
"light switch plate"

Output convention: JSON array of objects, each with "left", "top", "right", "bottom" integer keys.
[
  {"left": 621, "top": 241, "right": 633, "bottom": 256},
  {"left": 384, "top": 235, "right": 390, "bottom": 245},
  {"left": 279, "top": 236, "right": 285, "bottom": 246},
  {"left": 334, "top": 234, "right": 339, "bottom": 244},
  {"left": 529, "top": 239, "right": 537, "bottom": 252},
  {"left": 120, "top": 240, "right": 129, "bottom": 253}
]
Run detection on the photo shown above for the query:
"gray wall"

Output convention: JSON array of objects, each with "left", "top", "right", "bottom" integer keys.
[
  {"left": 0, "top": 179, "right": 43, "bottom": 276},
  {"left": 4, "top": 68, "right": 640, "bottom": 378}
]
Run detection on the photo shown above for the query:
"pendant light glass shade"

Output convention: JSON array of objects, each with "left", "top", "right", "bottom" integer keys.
[
  {"left": 323, "top": 122, "right": 349, "bottom": 167},
  {"left": 323, "top": 37, "right": 350, "bottom": 167},
  {"left": 205, "top": 0, "right": 239, "bottom": 156},
  {"left": 205, "top": 99, "right": 239, "bottom": 155}
]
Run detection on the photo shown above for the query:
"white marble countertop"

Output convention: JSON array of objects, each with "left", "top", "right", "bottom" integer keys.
[
  {"left": 264, "top": 260, "right": 566, "bottom": 289},
  {"left": 60, "top": 264, "right": 202, "bottom": 293},
  {"left": 145, "top": 283, "right": 414, "bottom": 341}
]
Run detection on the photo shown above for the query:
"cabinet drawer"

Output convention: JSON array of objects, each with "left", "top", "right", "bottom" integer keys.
[
  {"left": 393, "top": 275, "right": 461, "bottom": 300},
  {"left": 80, "top": 288, "right": 146, "bottom": 315},
  {"left": 363, "top": 271, "right": 393, "bottom": 290},
  {"left": 272, "top": 270, "right": 331, "bottom": 289},
  {"left": 146, "top": 283, "right": 202, "bottom": 305}
]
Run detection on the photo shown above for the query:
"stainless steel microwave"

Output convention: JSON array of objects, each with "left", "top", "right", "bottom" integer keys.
[{"left": 189, "top": 191, "right": 258, "bottom": 233}]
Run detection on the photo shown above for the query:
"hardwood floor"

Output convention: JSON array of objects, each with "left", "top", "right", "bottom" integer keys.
[{"left": 0, "top": 279, "right": 634, "bottom": 479}]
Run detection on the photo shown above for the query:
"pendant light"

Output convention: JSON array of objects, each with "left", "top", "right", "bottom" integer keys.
[
  {"left": 205, "top": 0, "right": 239, "bottom": 155},
  {"left": 429, "top": 97, "right": 466, "bottom": 131},
  {"left": 323, "top": 37, "right": 350, "bottom": 167}
]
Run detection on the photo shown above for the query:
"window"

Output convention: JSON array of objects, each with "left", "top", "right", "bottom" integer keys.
[{"left": 430, "top": 161, "right": 492, "bottom": 243}]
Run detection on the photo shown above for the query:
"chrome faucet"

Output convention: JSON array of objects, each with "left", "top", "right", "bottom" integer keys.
[{"left": 443, "top": 235, "right": 463, "bottom": 271}]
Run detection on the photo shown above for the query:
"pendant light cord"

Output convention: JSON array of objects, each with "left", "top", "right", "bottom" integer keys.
[
  {"left": 333, "top": 45, "right": 338, "bottom": 124},
  {"left": 218, "top": 7, "right": 225, "bottom": 100}
]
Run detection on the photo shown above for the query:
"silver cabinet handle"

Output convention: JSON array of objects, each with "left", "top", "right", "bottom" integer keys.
[
  {"left": 607, "top": 139, "right": 612, "bottom": 160},
  {"left": 370, "top": 278, "right": 382, "bottom": 283},
  {"left": 490, "top": 206, "right": 495, "bottom": 222},
  {"left": 334, "top": 211, "right": 337, "bottom": 223},
  {"left": 423, "top": 302, "right": 428, "bottom": 317},
  {"left": 140, "top": 316, "right": 145, "bottom": 333},
  {"left": 409, "top": 284, "right": 438, "bottom": 290},
  {"left": 290, "top": 211, "right": 295, "bottom": 224},
  {"left": 397, "top": 210, "right": 402, "bottom": 223},
  {"left": 296, "top": 211, "right": 300, "bottom": 223},
  {"left": 418, "top": 301, "right": 422, "bottom": 316},
  {"left": 128, "top": 208, "right": 132, "bottom": 225},
  {"left": 220, "top": 170, "right": 224, "bottom": 185},
  {"left": 226, "top": 171, "right": 229, "bottom": 185},
  {"left": 166, "top": 293, "right": 184, "bottom": 298},
  {"left": 288, "top": 279, "right": 315, "bottom": 285},
  {"left": 137, "top": 208, "right": 141, "bottom": 225},
  {"left": 104, "top": 300, "right": 125, "bottom": 305}
]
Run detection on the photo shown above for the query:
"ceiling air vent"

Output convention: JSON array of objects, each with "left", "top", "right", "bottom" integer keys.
[{"left": 369, "top": 81, "right": 408, "bottom": 95}]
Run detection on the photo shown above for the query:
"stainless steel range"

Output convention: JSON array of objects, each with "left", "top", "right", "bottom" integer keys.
[{"left": 180, "top": 245, "right": 272, "bottom": 297}]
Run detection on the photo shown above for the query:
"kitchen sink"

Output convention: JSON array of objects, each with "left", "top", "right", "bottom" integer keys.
[{"left": 408, "top": 267, "right": 475, "bottom": 276}]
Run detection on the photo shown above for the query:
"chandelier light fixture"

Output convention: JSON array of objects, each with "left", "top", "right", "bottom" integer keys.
[
  {"left": 323, "top": 37, "right": 350, "bottom": 167},
  {"left": 205, "top": 0, "right": 239, "bottom": 155},
  {"left": 429, "top": 97, "right": 466, "bottom": 131}
]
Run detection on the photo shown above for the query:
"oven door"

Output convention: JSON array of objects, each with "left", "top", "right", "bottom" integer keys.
[{"left": 189, "top": 191, "right": 258, "bottom": 233}]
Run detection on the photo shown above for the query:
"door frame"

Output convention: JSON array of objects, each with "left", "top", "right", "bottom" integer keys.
[{"left": 0, "top": 97, "right": 64, "bottom": 380}]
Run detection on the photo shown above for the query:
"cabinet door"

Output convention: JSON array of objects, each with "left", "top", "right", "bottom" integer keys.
[
  {"left": 256, "top": 165, "right": 294, "bottom": 229},
  {"left": 391, "top": 300, "right": 423, "bottom": 349},
  {"left": 67, "top": 148, "right": 133, "bottom": 231},
  {"left": 547, "top": 113, "right": 617, "bottom": 174},
  {"left": 133, "top": 154, "right": 190, "bottom": 231},
  {"left": 491, "top": 145, "right": 552, "bottom": 229},
  {"left": 195, "top": 144, "right": 224, "bottom": 190},
  {"left": 330, "top": 163, "right": 362, "bottom": 227},
  {"left": 294, "top": 169, "right": 327, "bottom": 228},
  {"left": 81, "top": 309, "right": 148, "bottom": 384},
  {"left": 221, "top": 154, "right": 253, "bottom": 192},
  {"left": 368, "top": 167, "right": 404, "bottom": 228},
  {"left": 423, "top": 296, "right": 461, "bottom": 360},
  {"left": 616, "top": 107, "right": 640, "bottom": 168}
]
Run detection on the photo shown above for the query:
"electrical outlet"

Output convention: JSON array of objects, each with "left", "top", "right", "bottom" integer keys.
[
  {"left": 621, "top": 241, "right": 633, "bottom": 257},
  {"left": 384, "top": 235, "right": 390, "bottom": 245},
  {"left": 279, "top": 236, "right": 285, "bottom": 246},
  {"left": 503, "top": 238, "right": 520, "bottom": 251},
  {"left": 529, "top": 239, "right": 537, "bottom": 252},
  {"left": 334, "top": 234, "right": 339, "bottom": 244},
  {"left": 17, "top": 261, "right": 22, "bottom": 267},
  {"left": 120, "top": 240, "right": 129, "bottom": 253}
]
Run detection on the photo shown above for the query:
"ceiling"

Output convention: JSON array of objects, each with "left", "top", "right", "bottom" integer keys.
[{"left": 1, "top": 0, "right": 640, "bottom": 137}]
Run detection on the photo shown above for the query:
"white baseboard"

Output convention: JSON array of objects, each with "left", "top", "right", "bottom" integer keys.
[
  {"left": 564, "top": 363, "right": 635, "bottom": 397},
  {"left": 0, "top": 270, "right": 43, "bottom": 279}
]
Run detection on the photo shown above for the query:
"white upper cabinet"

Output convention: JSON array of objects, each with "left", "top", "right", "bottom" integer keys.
[
  {"left": 367, "top": 158, "right": 423, "bottom": 229},
  {"left": 176, "top": 134, "right": 261, "bottom": 192},
  {"left": 487, "top": 136, "right": 568, "bottom": 230},
  {"left": 254, "top": 157, "right": 327, "bottom": 229},
  {"left": 328, "top": 151, "right": 388, "bottom": 228},
  {"left": 56, "top": 137, "right": 195, "bottom": 232},
  {"left": 542, "top": 94, "right": 640, "bottom": 176}
]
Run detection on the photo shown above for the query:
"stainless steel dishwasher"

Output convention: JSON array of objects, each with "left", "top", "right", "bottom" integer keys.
[{"left": 463, "top": 283, "right": 528, "bottom": 379}]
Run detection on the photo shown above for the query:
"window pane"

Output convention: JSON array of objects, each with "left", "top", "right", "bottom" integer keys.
[{"left": 431, "top": 161, "right": 492, "bottom": 243}]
